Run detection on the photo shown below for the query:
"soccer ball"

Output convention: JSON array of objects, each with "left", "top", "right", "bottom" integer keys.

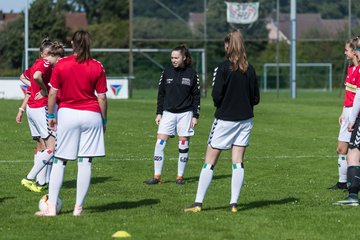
[{"left": 38, "top": 194, "right": 62, "bottom": 214}]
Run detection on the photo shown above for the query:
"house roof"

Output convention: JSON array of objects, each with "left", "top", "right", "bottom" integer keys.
[{"left": 64, "top": 12, "right": 88, "bottom": 31}]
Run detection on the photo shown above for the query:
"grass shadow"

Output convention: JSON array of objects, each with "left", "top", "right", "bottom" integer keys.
[
  {"left": 88, "top": 198, "right": 160, "bottom": 213},
  {"left": 162, "top": 174, "right": 231, "bottom": 184},
  {"left": 0, "top": 197, "right": 15, "bottom": 203},
  {"left": 205, "top": 197, "right": 299, "bottom": 212},
  {"left": 62, "top": 176, "right": 113, "bottom": 189}
]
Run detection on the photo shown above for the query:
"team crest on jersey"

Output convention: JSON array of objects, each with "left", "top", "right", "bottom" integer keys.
[
  {"left": 181, "top": 78, "right": 191, "bottom": 86},
  {"left": 20, "top": 84, "right": 28, "bottom": 95},
  {"left": 166, "top": 78, "right": 173, "bottom": 84},
  {"left": 110, "top": 84, "right": 122, "bottom": 96}
]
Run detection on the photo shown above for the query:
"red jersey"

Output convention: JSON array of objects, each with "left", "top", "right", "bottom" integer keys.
[
  {"left": 49, "top": 55, "right": 107, "bottom": 112},
  {"left": 23, "top": 58, "right": 52, "bottom": 108},
  {"left": 344, "top": 64, "right": 359, "bottom": 107}
]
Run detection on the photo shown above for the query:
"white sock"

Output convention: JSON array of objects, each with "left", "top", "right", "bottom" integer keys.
[
  {"left": 76, "top": 157, "right": 92, "bottom": 207},
  {"left": 154, "top": 139, "right": 166, "bottom": 177},
  {"left": 27, "top": 149, "right": 53, "bottom": 181},
  {"left": 195, "top": 164, "right": 214, "bottom": 203},
  {"left": 230, "top": 163, "right": 244, "bottom": 204},
  {"left": 338, "top": 155, "right": 347, "bottom": 183},
  {"left": 177, "top": 140, "right": 189, "bottom": 177},
  {"left": 48, "top": 158, "right": 66, "bottom": 205},
  {"left": 45, "top": 161, "right": 53, "bottom": 184}
]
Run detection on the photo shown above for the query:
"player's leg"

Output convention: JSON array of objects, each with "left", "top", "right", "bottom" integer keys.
[
  {"left": 176, "top": 137, "right": 189, "bottom": 184},
  {"left": 184, "top": 146, "right": 221, "bottom": 212},
  {"left": 229, "top": 118, "right": 252, "bottom": 212},
  {"left": 327, "top": 141, "right": 349, "bottom": 190},
  {"left": 335, "top": 119, "right": 360, "bottom": 206},
  {"left": 74, "top": 157, "right": 92, "bottom": 216},
  {"left": 229, "top": 146, "right": 246, "bottom": 213},
  {"left": 175, "top": 111, "right": 194, "bottom": 184},
  {"left": 144, "top": 111, "right": 174, "bottom": 185},
  {"left": 35, "top": 157, "right": 67, "bottom": 216}
]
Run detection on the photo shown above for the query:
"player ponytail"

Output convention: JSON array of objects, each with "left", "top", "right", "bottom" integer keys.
[
  {"left": 72, "top": 30, "right": 92, "bottom": 63},
  {"left": 226, "top": 29, "right": 248, "bottom": 73},
  {"left": 48, "top": 41, "right": 65, "bottom": 58}
]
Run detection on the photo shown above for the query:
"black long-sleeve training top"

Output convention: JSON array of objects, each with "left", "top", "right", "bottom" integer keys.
[
  {"left": 211, "top": 60, "right": 260, "bottom": 121},
  {"left": 156, "top": 66, "right": 200, "bottom": 118}
]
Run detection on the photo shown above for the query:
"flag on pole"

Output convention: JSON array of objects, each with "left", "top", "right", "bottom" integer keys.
[{"left": 225, "top": 2, "right": 260, "bottom": 24}]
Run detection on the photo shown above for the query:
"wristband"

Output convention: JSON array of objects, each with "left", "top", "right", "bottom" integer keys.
[
  {"left": 19, "top": 107, "right": 25, "bottom": 112},
  {"left": 102, "top": 119, "right": 107, "bottom": 126},
  {"left": 47, "top": 113, "right": 55, "bottom": 119}
]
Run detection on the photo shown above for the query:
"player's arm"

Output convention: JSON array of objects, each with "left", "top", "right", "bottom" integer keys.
[
  {"left": 211, "top": 66, "right": 225, "bottom": 107},
  {"left": 33, "top": 71, "right": 48, "bottom": 98},
  {"left": 47, "top": 88, "right": 58, "bottom": 130},
  {"left": 156, "top": 71, "right": 165, "bottom": 117},
  {"left": 97, "top": 94, "right": 107, "bottom": 132},
  {"left": 349, "top": 88, "right": 360, "bottom": 131},
  {"left": 20, "top": 73, "right": 31, "bottom": 86},
  {"left": 16, "top": 93, "right": 30, "bottom": 124},
  {"left": 250, "top": 65, "right": 260, "bottom": 106},
  {"left": 191, "top": 73, "right": 200, "bottom": 119}
]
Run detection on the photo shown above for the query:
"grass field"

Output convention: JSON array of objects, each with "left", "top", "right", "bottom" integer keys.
[{"left": 0, "top": 89, "right": 358, "bottom": 239}]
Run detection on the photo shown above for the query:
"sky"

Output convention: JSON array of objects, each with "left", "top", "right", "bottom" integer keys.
[{"left": 0, "top": 1, "right": 32, "bottom": 13}]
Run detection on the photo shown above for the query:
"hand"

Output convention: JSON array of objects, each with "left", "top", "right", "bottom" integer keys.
[
  {"left": 348, "top": 122, "right": 355, "bottom": 132},
  {"left": 16, "top": 111, "right": 23, "bottom": 124},
  {"left": 190, "top": 117, "right": 197, "bottom": 128},
  {"left": 339, "top": 115, "right": 344, "bottom": 125},
  {"left": 155, "top": 114, "right": 162, "bottom": 125},
  {"left": 48, "top": 118, "right": 57, "bottom": 131},
  {"left": 35, "top": 89, "right": 48, "bottom": 100}
]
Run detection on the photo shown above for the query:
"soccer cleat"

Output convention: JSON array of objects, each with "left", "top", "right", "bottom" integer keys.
[
  {"left": 73, "top": 205, "right": 84, "bottom": 216},
  {"left": 21, "top": 178, "right": 35, "bottom": 191},
  {"left": 327, "top": 182, "right": 347, "bottom": 190},
  {"left": 176, "top": 177, "right": 186, "bottom": 185},
  {"left": 184, "top": 202, "right": 202, "bottom": 212},
  {"left": 334, "top": 196, "right": 359, "bottom": 206},
  {"left": 29, "top": 183, "right": 48, "bottom": 193},
  {"left": 143, "top": 178, "right": 161, "bottom": 185},
  {"left": 35, "top": 203, "right": 57, "bottom": 217},
  {"left": 229, "top": 203, "right": 238, "bottom": 213}
]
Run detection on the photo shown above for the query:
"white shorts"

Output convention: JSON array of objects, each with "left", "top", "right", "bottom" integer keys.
[
  {"left": 157, "top": 111, "right": 194, "bottom": 137},
  {"left": 26, "top": 105, "right": 56, "bottom": 140},
  {"left": 208, "top": 118, "right": 253, "bottom": 150},
  {"left": 338, "top": 107, "right": 352, "bottom": 142},
  {"left": 55, "top": 108, "right": 105, "bottom": 160}
]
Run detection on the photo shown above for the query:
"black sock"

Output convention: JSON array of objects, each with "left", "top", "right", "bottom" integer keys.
[{"left": 347, "top": 166, "right": 360, "bottom": 195}]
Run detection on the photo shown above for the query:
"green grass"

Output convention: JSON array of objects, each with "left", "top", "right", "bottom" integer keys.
[{"left": 0, "top": 89, "right": 358, "bottom": 239}]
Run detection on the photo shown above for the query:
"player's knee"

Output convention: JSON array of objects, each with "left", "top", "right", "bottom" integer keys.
[
  {"left": 155, "top": 139, "right": 167, "bottom": 150},
  {"left": 178, "top": 140, "right": 189, "bottom": 153},
  {"left": 336, "top": 147, "right": 348, "bottom": 155}
]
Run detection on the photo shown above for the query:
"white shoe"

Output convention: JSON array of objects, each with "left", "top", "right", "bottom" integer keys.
[
  {"left": 73, "top": 205, "right": 83, "bottom": 216},
  {"left": 35, "top": 204, "right": 56, "bottom": 217}
]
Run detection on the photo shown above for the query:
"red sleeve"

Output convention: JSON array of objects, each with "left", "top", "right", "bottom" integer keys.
[{"left": 23, "top": 69, "right": 30, "bottom": 79}]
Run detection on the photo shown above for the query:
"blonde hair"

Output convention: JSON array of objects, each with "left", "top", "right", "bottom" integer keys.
[{"left": 226, "top": 29, "right": 248, "bottom": 72}]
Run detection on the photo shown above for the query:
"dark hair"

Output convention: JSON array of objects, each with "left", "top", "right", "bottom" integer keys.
[
  {"left": 39, "top": 37, "right": 53, "bottom": 53},
  {"left": 48, "top": 41, "right": 65, "bottom": 58},
  {"left": 72, "top": 30, "right": 91, "bottom": 63},
  {"left": 172, "top": 44, "right": 192, "bottom": 67}
]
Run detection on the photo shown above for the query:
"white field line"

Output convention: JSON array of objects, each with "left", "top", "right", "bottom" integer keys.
[{"left": 0, "top": 155, "right": 335, "bottom": 163}]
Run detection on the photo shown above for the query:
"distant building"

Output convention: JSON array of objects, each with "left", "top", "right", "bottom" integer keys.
[
  {"left": 0, "top": 11, "right": 20, "bottom": 30},
  {"left": 267, "top": 13, "right": 357, "bottom": 43}
]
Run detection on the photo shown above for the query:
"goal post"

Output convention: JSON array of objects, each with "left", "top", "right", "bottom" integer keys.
[{"left": 263, "top": 63, "right": 332, "bottom": 92}]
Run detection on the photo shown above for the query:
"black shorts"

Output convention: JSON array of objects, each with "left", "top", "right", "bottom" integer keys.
[{"left": 349, "top": 118, "right": 360, "bottom": 149}]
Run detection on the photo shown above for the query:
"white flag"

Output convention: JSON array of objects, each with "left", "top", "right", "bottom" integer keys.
[{"left": 225, "top": 2, "right": 259, "bottom": 24}]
